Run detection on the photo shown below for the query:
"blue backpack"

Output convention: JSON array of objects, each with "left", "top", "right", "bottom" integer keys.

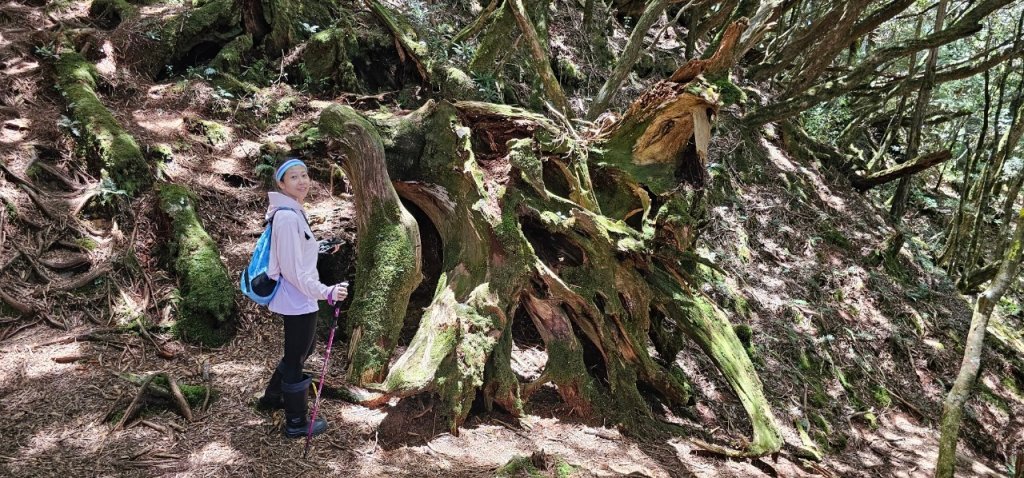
[{"left": 240, "top": 207, "right": 298, "bottom": 305}]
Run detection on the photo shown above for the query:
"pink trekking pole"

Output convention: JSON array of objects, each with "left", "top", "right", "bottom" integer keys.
[{"left": 303, "top": 281, "right": 346, "bottom": 459}]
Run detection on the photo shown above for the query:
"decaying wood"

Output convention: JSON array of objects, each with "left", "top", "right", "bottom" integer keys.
[
  {"left": 668, "top": 18, "right": 749, "bottom": 83},
  {"left": 44, "top": 262, "right": 110, "bottom": 293},
  {"left": 508, "top": 0, "right": 571, "bottom": 118},
  {"left": 39, "top": 253, "right": 92, "bottom": 271},
  {"left": 849, "top": 150, "right": 952, "bottom": 191}
]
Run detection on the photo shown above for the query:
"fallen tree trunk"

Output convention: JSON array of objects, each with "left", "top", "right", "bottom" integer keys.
[
  {"left": 55, "top": 51, "right": 151, "bottom": 197},
  {"left": 157, "top": 184, "right": 236, "bottom": 346},
  {"left": 849, "top": 150, "right": 952, "bottom": 192}
]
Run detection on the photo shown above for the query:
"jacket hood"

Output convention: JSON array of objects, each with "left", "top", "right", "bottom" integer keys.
[{"left": 266, "top": 192, "right": 305, "bottom": 221}]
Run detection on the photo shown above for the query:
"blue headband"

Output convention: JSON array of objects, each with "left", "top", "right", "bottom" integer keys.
[{"left": 275, "top": 159, "right": 306, "bottom": 181}]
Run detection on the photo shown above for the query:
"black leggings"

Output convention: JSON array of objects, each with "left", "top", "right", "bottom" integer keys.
[{"left": 278, "top": 312, "right": 318, "bottom": 385}]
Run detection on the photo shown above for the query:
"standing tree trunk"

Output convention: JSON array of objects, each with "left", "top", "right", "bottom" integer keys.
[
  {"left": 935, "top": 205, "right": 1024, "bottom": 477},
  {"left": 587, "top": 0, "right": 672, "bottom": 120},
  {"left": 890, "top": 0, "right": 946, "bottom": 222}
]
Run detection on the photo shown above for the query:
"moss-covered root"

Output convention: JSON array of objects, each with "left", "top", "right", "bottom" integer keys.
[
  {"left": 355, "top": 100, "right": 533, "bottom": 431},
  {"left": 652, "top": 268, "right": 782, "bottom": 457},
  {"left": 89, "top": 0, "right": 137, "bottom": 29},
  {"left": 158, "top": 184, "right": 236, "bottom": 346},
  {"left": 521, "top": 290, "right": 602, "bottom": 416},
  {"left": 379, "top": 275, "right": 516, "bottom": 432},
  {"left": 319, "top": 105, "right": 422, "bottom": 384},
  {"left": 140, "top": 0, "right": 241, "bottom": 78},
  {"left": 55, "top": 52, "right": 151, "bottom": 197},
  {"left": 210, "top": 33, "right": 253, "bottom": 74}
]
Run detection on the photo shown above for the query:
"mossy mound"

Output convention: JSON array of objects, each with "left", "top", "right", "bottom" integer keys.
[{"left": 298, "top": 26, "right": 358, "bottom": 92}]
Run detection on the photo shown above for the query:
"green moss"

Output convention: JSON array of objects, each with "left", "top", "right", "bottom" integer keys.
[
  {"left": 147, "top": 0, "right": 241, "bottom": 77},
  {"left": 263, "top": 0, "right": 345, "bottom": 55},
  {"left": 1003, "top": 376, "right": 1023, "bottom": 399},
  {"left": 794, "top": 417, "right": 823, "bottom": 461},
  {"left": 55, "top": 52, "right": 151, "bottom": 197},
  {"left": 435, "top": 65, "right": 478, "bottom": 100},
  {"left": 75, "top": 237, "right": 99, "bottom": 251},
  {"left": 710, "top": 77, "right": 745, "bottom": 106},
  {"left": 158, "top": 183, "right": 235, "bottom": 347},
  {"left": 190, "top": 119, "right": 230, "bottom": 145},
  {"left": 978, "top": 385, "right": 1010, "bottom": 413},
  {"left": 807, "top": 380, "right": 830, "bottom": 409},
  {"left": 210, "top": 34, "right": 252, "bottom": 74},
  {"left": 346, "top": 204, "right": 421, "bottom": 382},
  {"left": 794, "top": 350, "right": 811, "bottom": 372},
  {"left": 872, "top": 386, "right": 892, "bottom": 408},
  {"left": 554, "top": 459, "right": 575, "bottom": 478},
  {"left": 496, "top": 456, "right": 543, "bottom": 477},
  {"left": 319, "top": 105, "right": 423, "bottom": 382},
  {"left": 286, "top": 124, "right": 321, "bottom": 152},
  {"left": 819, "top": 223, "right": 852, "bottom": 250},
  {"left": 89, "top": 0, "right": 137, "bottom": 26},
  {"left": 483, "top": 321, "right": 524, "bottom": 415},
  {"left": 859, "top": 411, "right": 878, "bottom": 429},
  {"left": 300, "top": 25, "right": 359, "bottom": 92},
  {"left": 150, "top": 374, "right": 214, "bottom": 408},
  {"left": 508, "top": 138, "right": 545, "bottom": 197}
]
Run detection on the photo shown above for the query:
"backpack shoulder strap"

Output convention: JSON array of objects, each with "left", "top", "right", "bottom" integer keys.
[{"left": 264, "top": 207, "right": 309, "bottom": 229}]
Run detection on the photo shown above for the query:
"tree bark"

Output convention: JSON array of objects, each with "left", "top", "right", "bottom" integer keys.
[
  {"left": 850, "top": 150, "right": 951, "bottom": 192},
  {"left": 586, "top": 0, "right": 672, "bottom": 120},
  {"left": 889, "top": 0, "right": 947, "bottom": 222},
  {"left": 319, "top": 106, "right": 423, "bottom": 385},
  {"left": 935, "top": 205, "right": 1024, "bottom": 477}
]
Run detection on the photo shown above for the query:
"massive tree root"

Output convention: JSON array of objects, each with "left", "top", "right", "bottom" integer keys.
[{"left": 322, "top": 20, "right": 782, "bottom": 456}]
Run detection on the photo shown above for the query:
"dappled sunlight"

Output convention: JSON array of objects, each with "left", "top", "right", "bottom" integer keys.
[
  {"left": 145, "top": 83, "right": 177, "bottom": 100},
  {"left": 2, "top": 57, "right": 37, "bottom": 76},
  {"left": 761, "top": 137, "right": 848, "bottom": 213},
  {"left": 762, "top": 137, "right": 797, "bottom": 173},
  {"left": 95, "top": 41, "right": 117, "bottom": 76},
  {"left": 1, "top": 117, "right": 29, "bottom": 144},
  {"left": 2, "top": 340, "right": 87, "bottom": 382},
  {"left": 187, "top": 441, "right": 243, "bottom": 468},
  {"left": 133, "top": 112, "right": 184, "bottom": 137},
  {"left": 229, "top": 139, "right": 263, "bottom": 160},
  {"left": 206, "top": 154, "right": 247, "bottom": 175}
]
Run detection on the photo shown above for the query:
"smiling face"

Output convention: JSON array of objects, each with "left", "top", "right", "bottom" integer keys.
[{"left": 277, "top": 164, "right": 310, "bottom": 203}]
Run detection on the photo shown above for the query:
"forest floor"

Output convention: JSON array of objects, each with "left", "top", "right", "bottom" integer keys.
[{"left": 2, "top": 1, "right": 1023, "bottom": 477}]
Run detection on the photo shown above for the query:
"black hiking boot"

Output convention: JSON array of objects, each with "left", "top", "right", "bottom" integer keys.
[
  {"left": 255, "top": 365, "right": 285, "bottom": 411},
  {"left": 282, "top": 375, "right": 328, "bottom": 438}
]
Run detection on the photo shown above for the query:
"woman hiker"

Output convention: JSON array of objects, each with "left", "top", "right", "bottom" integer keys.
[{"left": 256, "top": 157, "right": 349, "bottom": 438}]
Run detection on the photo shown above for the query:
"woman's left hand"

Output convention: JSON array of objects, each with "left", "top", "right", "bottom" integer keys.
[{"left": 331, "top": 282, "right": 349, "bottom": 302}]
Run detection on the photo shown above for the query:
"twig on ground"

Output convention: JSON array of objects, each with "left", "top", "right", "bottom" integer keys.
[
  {"left": 163, "top": 373, "right": 194, "bottom": 421},
  {"left": 113, "top": 373, "right": 155, "bottom": 431},
  {"left": 138, "top": 419, "right": 168, "bottom": 435}
]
